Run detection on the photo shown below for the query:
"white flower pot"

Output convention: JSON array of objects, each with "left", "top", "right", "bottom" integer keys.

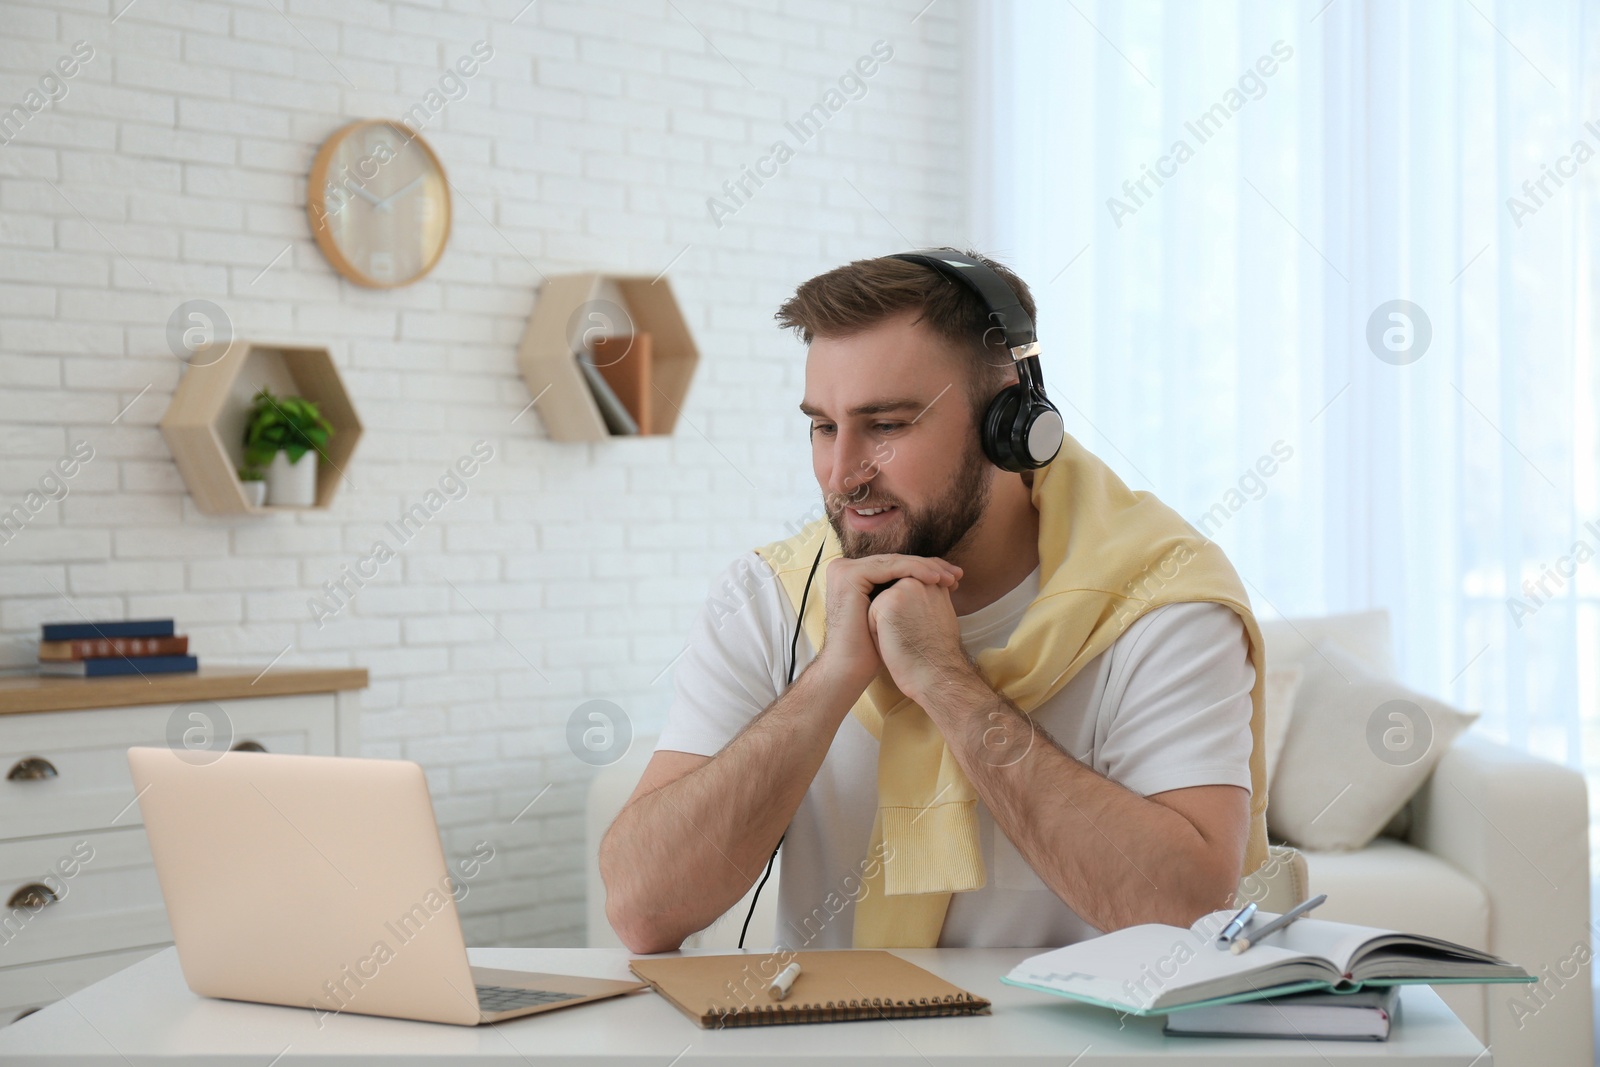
[
  {"left": 242, "top": 480, "right": 266, "bottom": 508},
  {"left": 265, "top": 450, "right": 318, "bottom": 507}
]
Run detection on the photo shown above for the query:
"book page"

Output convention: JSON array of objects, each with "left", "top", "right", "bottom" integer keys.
[
  {"left": 1009, "top": 921, "right": 1336, "bottom": 1012},
  {"left": 1190, "top": 910, "right": 1395, "bottom": 974}
]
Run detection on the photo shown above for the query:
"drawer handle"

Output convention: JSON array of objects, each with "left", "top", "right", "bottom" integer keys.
[
  {"left": 8, "top": 883, "right": 59, "bottom": 910},
  {"left": 6, "top": 757, "right": 58, "bottom": 781},
  {"left": 231, "top": 740, "right": 267, "bottom": 753}
]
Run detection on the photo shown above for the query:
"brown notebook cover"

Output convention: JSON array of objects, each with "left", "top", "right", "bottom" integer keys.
[
  {"left": 628, "top": 950, "right": 991, "bottom": 1029},
  {"left": 590, "top": 333, "right": 653, "bottom": 434}
]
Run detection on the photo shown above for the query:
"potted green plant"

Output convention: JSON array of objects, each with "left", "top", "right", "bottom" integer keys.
[
  {"left": 243, "top": 387, "right": 334, "bottom": 507},
  {"left": 238, "top": 465, "right": 266, "bottom": 508}
]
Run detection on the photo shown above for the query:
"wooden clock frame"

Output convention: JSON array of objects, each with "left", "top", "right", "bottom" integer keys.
[{"left": 306, "top": 119, "right": 452, "bottom": 289}]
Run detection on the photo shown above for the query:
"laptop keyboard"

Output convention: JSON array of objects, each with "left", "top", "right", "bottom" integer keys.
[{"left": 475, "top": 984, "right": 584, "bottom": 1013}]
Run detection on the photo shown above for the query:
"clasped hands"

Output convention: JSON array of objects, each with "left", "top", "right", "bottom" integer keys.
[{"left": 815, "top": 553, "right": 981, "bottom": 706}]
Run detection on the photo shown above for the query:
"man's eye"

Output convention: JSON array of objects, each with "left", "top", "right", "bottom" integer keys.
[
  {"left": 872, "top": 422, "right": 902, "bottom": 434},
  {"left": 810, "top": 423, "right": 836, "bottom": 437}
]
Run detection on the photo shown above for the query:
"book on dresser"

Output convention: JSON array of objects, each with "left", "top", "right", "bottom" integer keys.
[
  {"left": 38, "top": 655, "right": 199, "bottom": 677},
  {"left": 39, "top": 635, "right": 189, "bottom": 660},
  {"left": 39, "top": 618, "right": 174, "bottom": 641},
  {"left": 1001, "top": 909, "right": 1533, "bottom": 1016},
  {"left": 36, "top": 619, "right": 196, "bottom": 676}
]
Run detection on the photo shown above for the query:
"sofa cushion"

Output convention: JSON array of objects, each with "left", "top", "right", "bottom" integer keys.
[
  {"left": 1268, "top": 642, "right": 1477, "bottom": 851},
  {"left": 1263, "top": 663, "right": 1303, "bottom": 790},
  {"left": 1258, "top": 609, "right": 1417, "bottom": 843},
  {"left": 1301, "top": 838, "right": 1490, "bottom": 951},
  {"left": 1260, "top": 608, "right": 1396, "bottom": 680}
]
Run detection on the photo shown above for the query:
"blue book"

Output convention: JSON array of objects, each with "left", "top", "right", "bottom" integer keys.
[
  {"left": 38, "top": 655, "right": 198, "bottom": 677},
  {"left": 41, "top": 619, "right": 175, "bottom": 642}
]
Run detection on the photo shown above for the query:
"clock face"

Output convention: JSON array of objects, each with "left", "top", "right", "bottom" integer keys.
[{"left": 308, "top": 120, "right": 450, "bottom": 288}]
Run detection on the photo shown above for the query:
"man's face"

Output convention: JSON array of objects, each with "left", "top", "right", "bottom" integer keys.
[{"left": 800, "top": 309, "right": 994, "bottom": 560}]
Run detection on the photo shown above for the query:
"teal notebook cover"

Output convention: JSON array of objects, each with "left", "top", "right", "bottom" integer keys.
[
  {"left": 1000, "top": 909, "right": 1535, "bottom": 1017},
  {"left": 1000, "top": 973, "right": 1535, "bottom": 1017}
]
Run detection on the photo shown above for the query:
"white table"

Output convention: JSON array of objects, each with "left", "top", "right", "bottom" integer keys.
[{"left": 0, "top": 946, "right": 1489, "bottom": 1066}]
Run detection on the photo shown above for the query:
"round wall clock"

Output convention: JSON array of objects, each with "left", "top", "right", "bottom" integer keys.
[{"left": 307, "top": 119, "right": 451, "bottom": 288}]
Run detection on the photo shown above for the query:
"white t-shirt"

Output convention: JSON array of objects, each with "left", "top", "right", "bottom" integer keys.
[{"left": 655, "top": 550, "right": 1255, "bottom": 951}]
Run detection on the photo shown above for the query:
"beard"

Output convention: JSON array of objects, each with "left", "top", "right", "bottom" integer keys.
[{"left": 827, "top": 444, "right": 992, "bottom": 561}]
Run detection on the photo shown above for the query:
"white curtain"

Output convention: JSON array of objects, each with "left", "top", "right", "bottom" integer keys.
[{"left": 974, "top": 0, "right": 1598, "bottom": 856}]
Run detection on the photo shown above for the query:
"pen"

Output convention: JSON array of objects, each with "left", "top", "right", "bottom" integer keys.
[
  {"left": 769, "top": 961, "right": 801, "bottom": 1000},
  {"left": 1215, "top": 901, "right": 1257, "bottom": 948},
  {"left": 1230, "top": 894, "right": 1328, "bottom": 955}
]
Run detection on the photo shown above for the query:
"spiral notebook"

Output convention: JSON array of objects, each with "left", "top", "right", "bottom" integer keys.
[{"left": 628, "top": 950, "right": 992, "bottom": 1029}]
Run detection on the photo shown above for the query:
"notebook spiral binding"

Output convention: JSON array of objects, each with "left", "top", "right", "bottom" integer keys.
[{"left": 707, "top": 991, "right": 988, "bottom": 1028}]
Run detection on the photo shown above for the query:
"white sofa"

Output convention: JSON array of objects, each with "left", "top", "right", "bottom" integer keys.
[
  {"left": 1296, "top": 734, "right": 1592, "bottom": 1064},
  {"left": 586, "top": 613, "right": 1593, "bottom": 1066},
  {"left": 1260, "top": 610, "right": 1592, "bottom": 1066}
]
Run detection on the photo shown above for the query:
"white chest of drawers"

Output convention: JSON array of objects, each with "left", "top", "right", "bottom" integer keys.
[{"left": 0, "top": 668, "right": 366, "bottom": 1025}]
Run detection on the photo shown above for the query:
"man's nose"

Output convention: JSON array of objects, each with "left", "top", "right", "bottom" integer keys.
[{"left": 824, "top": 428, "right": 879, "bottom": 504}]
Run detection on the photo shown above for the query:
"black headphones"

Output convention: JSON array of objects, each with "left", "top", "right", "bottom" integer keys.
[
  {"left": 889, "top": 248, "right": 1064, "bottom": 472},
  {"left": 737, "top": 250, "right": 1058, "bottom": 948}
]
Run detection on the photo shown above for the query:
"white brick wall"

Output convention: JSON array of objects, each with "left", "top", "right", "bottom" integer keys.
[{"left": 0, "top": 0, "right": 965, "bottom": 946}]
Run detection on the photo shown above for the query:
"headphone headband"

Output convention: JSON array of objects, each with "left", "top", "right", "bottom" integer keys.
[
  {"left": 887, "top": 247, "right": 1063, "bottom": 472},
  {"left": 887, "top": 248, "right": 1041, "bottom": 364}
]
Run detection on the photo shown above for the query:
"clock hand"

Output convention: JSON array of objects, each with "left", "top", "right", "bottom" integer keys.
[
  {"left": 348, "top": 182, "right": 385, "bottom": 208},
  {"left": 373, "top": 176, "right": 424, "bottom": 212}
]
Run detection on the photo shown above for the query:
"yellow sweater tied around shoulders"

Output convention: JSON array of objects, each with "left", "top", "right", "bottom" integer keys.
[{"left": 753, "top": 432, "right": 1270, "bottom": 949}]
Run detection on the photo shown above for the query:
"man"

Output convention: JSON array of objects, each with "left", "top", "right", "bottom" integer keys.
[{"left": 600, "top": 250, "right": 1266, "bottom": 955}]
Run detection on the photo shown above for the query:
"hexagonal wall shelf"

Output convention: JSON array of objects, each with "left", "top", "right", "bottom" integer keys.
[
  {"left": 160, "top": 340, "right": 362, "bottom": 515},
  {"left": 517, "top": 272, "right": 699, "bottom": 441}
]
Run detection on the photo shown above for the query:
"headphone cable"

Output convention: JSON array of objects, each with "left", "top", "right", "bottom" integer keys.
[{"left": 738, "top": 537, "right": 826, "bottom": 950}]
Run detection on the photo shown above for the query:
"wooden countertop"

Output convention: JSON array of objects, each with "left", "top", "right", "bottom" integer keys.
[{"left": 0, "top": 666, "right": 369, "bottom": 716}]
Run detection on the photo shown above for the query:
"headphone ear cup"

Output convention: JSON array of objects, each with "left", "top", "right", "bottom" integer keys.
[
  {"left": 1020, "top": 400, "right": 1065, "bottom": 468},
  {"left": 983, "top": 385, "right": 1064, "bottom": 472},
  {"left": 982, "top": 384, "right": 1027, "bottom": 471}
]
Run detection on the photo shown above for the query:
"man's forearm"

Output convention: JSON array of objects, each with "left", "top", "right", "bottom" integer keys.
[
  {"left": 601, "top": 662, "right": 860, "bottom": 952},
  {"left": 918, "top": 673, "right": 1239, "bottom": 931}
]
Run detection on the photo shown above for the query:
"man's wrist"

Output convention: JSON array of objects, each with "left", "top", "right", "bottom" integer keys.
[
  {"left": 902, "top": 654, "right": 988, "bottom": 716},
  {"left": 799, "top": 650, "right": 874, "bottom": 717}
]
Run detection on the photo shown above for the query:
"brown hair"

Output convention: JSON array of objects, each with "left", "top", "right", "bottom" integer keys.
[{"left": 774, "top": 249, "right": 1037, "bottom": 423}]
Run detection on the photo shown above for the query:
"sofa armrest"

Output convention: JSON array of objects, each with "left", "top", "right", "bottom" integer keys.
[
  {"left": 1410, "top": 731, "right": 1592, "bottom": 1061},
  {"left": 1238, "top": 844, "right": 1308, "bottom": 913}
]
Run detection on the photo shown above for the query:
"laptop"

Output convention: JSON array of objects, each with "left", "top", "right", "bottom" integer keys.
[{"left": 127, "top": 746, "right": 647, "bottom": 1026}]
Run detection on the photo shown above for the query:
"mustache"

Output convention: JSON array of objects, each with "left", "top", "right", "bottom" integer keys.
[{"left": 826, "top": 485, "right": 900, "bottom": 514}]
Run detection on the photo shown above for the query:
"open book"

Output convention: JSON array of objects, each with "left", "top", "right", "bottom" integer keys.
[{"left": 1001, "top": 908, "right": 1533, "bottom": 1015}]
